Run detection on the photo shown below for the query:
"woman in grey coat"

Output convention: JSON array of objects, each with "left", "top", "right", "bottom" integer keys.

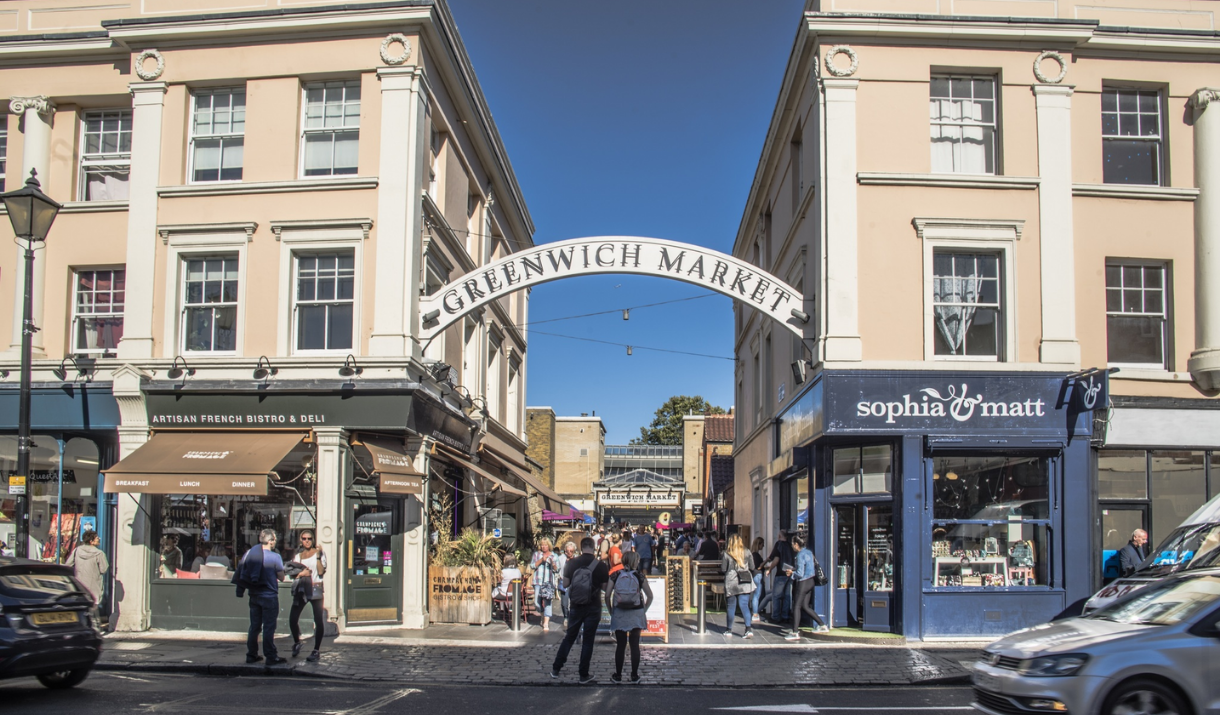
[
  {"left": 66, "top": 531, "right": 109, "bottom": 604},
  {"left": 721, "top": 533, "right": 755, "bottom": 638}
]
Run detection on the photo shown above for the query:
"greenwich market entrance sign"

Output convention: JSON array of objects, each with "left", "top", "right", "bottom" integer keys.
[{"left": 420, "top": 237, "right": 806, "bottom": 339}]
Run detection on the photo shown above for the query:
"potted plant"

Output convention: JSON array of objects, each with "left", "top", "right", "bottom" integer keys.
[{"left": 428, "top": 496, "right": 503, "bottom": 624}]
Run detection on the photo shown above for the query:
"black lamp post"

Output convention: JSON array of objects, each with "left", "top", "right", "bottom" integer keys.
[{"left": 1, "top": 169, "right": 61, "bottom": 558}]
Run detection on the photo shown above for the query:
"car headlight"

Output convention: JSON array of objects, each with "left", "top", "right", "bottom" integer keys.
[{"left": 1018, "top": 654, "right": 1089, "bottom": 677}]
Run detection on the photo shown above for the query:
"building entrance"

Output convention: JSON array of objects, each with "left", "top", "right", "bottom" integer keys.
[
  {"left": 345, "top": 494, "right": 404, "bottom": 625},
  {"left": 833, "top": 503, "right": 895, "bottom": 632}
]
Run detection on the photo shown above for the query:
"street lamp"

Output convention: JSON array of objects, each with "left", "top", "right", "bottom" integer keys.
[{"left": 1, "top": 169, "right": 61, "bottom": 558}]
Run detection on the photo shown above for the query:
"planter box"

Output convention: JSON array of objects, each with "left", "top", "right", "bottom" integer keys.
[{"left": 429, "top": 565, "right": 494, "bottom": 625}]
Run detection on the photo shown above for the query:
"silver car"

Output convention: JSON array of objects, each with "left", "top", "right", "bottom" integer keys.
[{"left": 973, "top": 569, "right": 1220, "bottom": 715}]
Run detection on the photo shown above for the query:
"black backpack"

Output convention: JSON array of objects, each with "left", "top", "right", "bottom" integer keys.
[{"left": 567, "top": 558, "right": 598, "bottom": 605}]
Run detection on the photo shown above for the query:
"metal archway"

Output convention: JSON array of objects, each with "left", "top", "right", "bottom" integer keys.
[{"left": 420, "top": 236, "right": 808, "bottom": 339}]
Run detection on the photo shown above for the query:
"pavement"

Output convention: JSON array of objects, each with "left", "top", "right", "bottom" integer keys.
[{"left": 96, "top": 614, "right": 985, "bottom": 687}]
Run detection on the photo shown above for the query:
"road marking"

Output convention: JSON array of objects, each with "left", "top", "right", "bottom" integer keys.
[
  {"left": 142, "top": 693, "right": 209, "bottom": 712},
  {"left": 104, "top": 673, "right": 152, "bottom": 682},
  {"left": 715, "top": 707, "right": 974, "bottom": 713},
  {"left": 332, "top": 688, "right": 421, "bottom": 715}
]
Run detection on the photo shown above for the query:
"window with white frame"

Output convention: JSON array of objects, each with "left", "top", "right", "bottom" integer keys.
[
  {"left": 429, "top": 127, "right": 442, "bottom": 200},
  {"left": 933, "top": 252, "right": 1002, "bottom": 358},
  {"left": 190, "top": 88, "right": 245, "bottom": 182},
  {"left": 294, "top": 253, "right": 354, "bottom": 351},
  {"left": 0, "top": 119, "right": 7, "bottom": 186},
  {"left": 72, "top": 268, "right": 124, "bottom": 355},
  {"left": 1102, "top": 87, "right": 1163, "bottom": 186},
  {"left": 507, "top": 357, "right": 521, "bottom": 434},
  {"left": 301, "top": 81, "right": 360, "bottom": 177},
  {"left": 182, "top": 255, "right": 238, "bottom": 352},
  {"left": 1107, "top": 262, "right": 1169, "bottom": 368},
  {"left": 422, "top": 253, "right": 450, "bottom": 362},
  {"left": 487, "top": 333, "right": 502, "bottom": 422},
  {"left": 463, "top": 319, "right": 480, "bottom": 386},
  {"left": 930, "top": 75, "right": 997, "bottom": 174},
  {"left": 80, "top": 110, "right": 132, "bottom": 201},
  {"left": 466, "top": 192, "right": 480, "bottom": 256},
  {"left": 752, "top": 339, "right": 762, "bottom": 427}
]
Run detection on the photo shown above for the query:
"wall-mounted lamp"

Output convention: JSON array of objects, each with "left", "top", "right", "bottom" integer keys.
[
  {"left": 166, "top": 356, "right": 195, "bottom": 380},
  {"left": 791, "top": 360, "right": 809, "bottom": 385},
  {"left": 52, "top": 356, "right": 93, "bottom": 382},
  {"left": 339, "top": 354, "right": 363, "bottom": 377},
  {"left": 790, "top": 308, "right": 810, "bottom": 324},
  {"left": 253, "top": 356, "right": 278, "bottom": 381}
]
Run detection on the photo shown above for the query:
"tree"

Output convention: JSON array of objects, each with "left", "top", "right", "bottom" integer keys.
[{"left": 631, "top": 395, "right": 726, "bottom": 445}]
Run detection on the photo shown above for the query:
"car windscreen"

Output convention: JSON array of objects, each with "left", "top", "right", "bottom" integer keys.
[
  {"left": 0, "top": 568, "right": 86, "bottom": 601},
  {"left": 1137, "top": 524, "right": 1220, "bottom": 577},
  {"left": 1087, "top": 573, "right": 1220, "bottom": 626}
]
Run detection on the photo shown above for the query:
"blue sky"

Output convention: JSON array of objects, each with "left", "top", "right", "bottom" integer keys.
[{"left": 447, "top": 0, "right": 805, "bottom": 444}]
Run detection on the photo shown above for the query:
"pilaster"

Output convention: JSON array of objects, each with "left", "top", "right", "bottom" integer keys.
[
  {"left": 313, "top": 428, "right": 346, "bottom": 629},
  {"left": 822, "top": 78, "right": 862, "bottom": 362},
  {"left": 7, "top": 96, "right": 54, "bottom": 357},
  {"left": 110, "top": 364, "right": 152, "bottom": 631},
  {"left": 1187, "top": 88, "right": 1220, "bottom": 389},
  {"left": 402, "top": 435, "right": 430, "bottom": 628},
  {"left": 117, "top": 82, "right": 167, "bottom": 360},
  {"left": 1033, "top": 84, "right": 1081, "bottom": 365},
  {"left": 369, "top": 66, "right": 429, "bottom": 358}
]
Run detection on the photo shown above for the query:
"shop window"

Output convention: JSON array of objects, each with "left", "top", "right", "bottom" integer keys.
[
  {"left": 294, "top": 252, "right": 354, "bottom": 351},
  {"left": 301, "top": 80, "right": 360, "bottom": 177},
  {"left": 190, "top": 88, "right": 245, "bottom": 183},
  {"left": 930, "top": 75, "right": 997, "bottom": 175},
  {"left": 0, "top": 436, "right": 100, "bottom": 560},
  {"left": 1098, "top": 449, "right": 1149, "bottom": 500},
  {"left": 183, "top": 255, "right": 239, "bottom": 353},
  {"left": 832, "top": 445, "right": 892, "bottom": 495},
  {"left": 1106, "top": 262, "right": 1169, "bottom": 369},
  {"left": 933, "top": 252, "right": 1002, "bottom": 358},
  {"left": 1150, "top": 451, "right": 1207, "bottom": 537},
  {"left": 72, "top": 268, "right": 125, "bottom": 355},
  {"left": 930, "top": 455, "right": 1051, "bottom": 587},
  {"left": 1102, "top": 87, "right": 1163, "bottom": 186},
  {"left": 80, "top": 110, "right": 132, "bottom": 201},
  {"left": 1102, "top": 449, "right": 1214, "bottom": 547}
]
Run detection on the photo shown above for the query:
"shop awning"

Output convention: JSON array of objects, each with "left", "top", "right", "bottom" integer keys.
[
  {"left": 542, "top": 507, "right": 589, "bottom": 522},
  {"left": 356, "top": 436, "right": 424, "bottom": 495},
  {"left": 103, "top": 432, "right": 304, "bottom": 496},
  {"left": 433, "top": 445, "right": 526, "bottom": 497},
  {"left": 480, "top": 446, "right": 566, "bottom": 512}
]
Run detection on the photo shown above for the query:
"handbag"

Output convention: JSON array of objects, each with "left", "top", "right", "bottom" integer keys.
[
  {"left": 538, "top": 581, "right": 556, "bottom": 600},
  {"left": 813, "top": 559, "right": 829, "bottom": 587}
]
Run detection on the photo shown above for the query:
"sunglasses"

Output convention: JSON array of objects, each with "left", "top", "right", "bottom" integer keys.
[{"left": 301, "top": 537, "right": 313, "bottom": 542}]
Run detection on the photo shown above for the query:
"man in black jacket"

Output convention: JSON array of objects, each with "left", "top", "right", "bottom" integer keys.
[
  {"left": 694, "top": 531, "right": 721, "bottom": 561},
  {"left": 1118, "top": 529, "right": 1149, "bottom": 577}
]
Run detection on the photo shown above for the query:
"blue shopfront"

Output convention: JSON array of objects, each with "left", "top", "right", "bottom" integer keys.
[{"left": 776, "top": 370, "right": 1099, "bottom": 640}]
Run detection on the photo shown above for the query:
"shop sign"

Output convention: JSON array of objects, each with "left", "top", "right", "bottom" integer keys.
[
  {"left": 778, "top": 380, "right": 823, "bottom": 456},
  {"left": 4, "top": 469, "right": 76, "bottom": 484},
  {"left": 102, "top": 473, "right": 267, "bottom": 495},
  {"left": 379, "top": 473, "right": 422, "bottom": 495},
  {"left": 145, "top": 393, "right": 415, "bottom": 430},
  {"left": 825, "top": 372, "right": 1074, "bottom": 435},
  {"left": 7, "top": 475, "right": 25, "bottom": 495},
  {"left": 407, "top": 393, "right": 478, "bottom": 452},
  {"left": 1063, "top": 370, "right": 1110, "bottom": 414},
  {"left": 599, "top": 491, "right": 680, "bottom": 506},
  {"left": 355, "top": 512, "right": 392, "bottom": 535}
]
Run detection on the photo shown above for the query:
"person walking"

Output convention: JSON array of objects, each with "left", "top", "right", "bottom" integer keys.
[
  {"left": 721, "top": 534, "right": 755, "bottom": 639},
  {"left": 783, "top": 535, "right": 828, "bottom": 640},
  {"left": 694, "top": 530, "right": 721, "bottom": 561},
  {"left": 596, "top": 536, "right": 612, "bottom": 565},
  {"left": 551, "top": 537, "right": 610, "bottom": 684},
  {"left": 289, "top": 530, "right": 327, "bottom": 662},
  {"left": 607, "top": 550, "right": 652, "bottom": 683},
  {"left": 531, "top": 537, "right": 560, "bottom": 631},
  {"left": 632, "top": 526, "right": 655, "bottom": 574},
  {"left": 234, "top": 529, "right": 286, "bottom": 664},
  {"left": 1118, "top": 529, "right": 1149, "bottom": 577},
  {"left": 66, "top": 530, "right": 108, "bottom": 605},
  {"left": 764, "top": 530, "right": 795, "bottom": 623},
  {"left": 749, "top": 537, "right": 766, "bottom": 625},
  {"left": 556, "top": 541, "right": 576, "bottom": 627}
]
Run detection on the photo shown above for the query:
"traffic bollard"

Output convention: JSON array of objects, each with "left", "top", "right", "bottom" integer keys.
[
  {"left": 510, "top": 579, "right": 522, "bottom": 631},
  {"left": 696, "top": 580, "right": 707, "bottom": 634}
]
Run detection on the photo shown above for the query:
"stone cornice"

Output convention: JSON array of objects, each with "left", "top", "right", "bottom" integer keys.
[
  {"left": 1072, "top": 183, "right": 1199, "bottom": 201},
  {"left": 157, "top": 177, "right": 378, "bottom": 198},
  {"left": 270, "top": 218, "right": 372, "bottom": 241},
  {"left": 858, "top": 172, "right": 1039, "bottom": 190},
  {"left": 8, "top": 96, "right": 54, "bottom": 115}
]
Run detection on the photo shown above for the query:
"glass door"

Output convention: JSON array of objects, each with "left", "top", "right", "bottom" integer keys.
[
  {"left": 1100, "top": 506, "right": 1146, "bottom": 583},
  {"left": 833, "top": 505, "right": 858, "bottom": 627},
  {"left": 345, "top": 497, "right": 403, "bottom": 624},
  {"left": 863, "top": 504, "right": 894, "bottom": 632}
]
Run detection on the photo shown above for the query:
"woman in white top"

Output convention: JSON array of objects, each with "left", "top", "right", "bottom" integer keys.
[{"left": 290, "top": 530, "right": 327, "bottom": 662}]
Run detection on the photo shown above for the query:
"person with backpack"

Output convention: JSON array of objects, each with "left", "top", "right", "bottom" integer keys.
[
  {"left": 783, "top": 535, "right": 829, "bottom": 640},
  {"left": 550, "top": 536, "right": 609, "bottom": 684},
  {"left": 606, "top": 550, "right": 653, "bottom": 683},
  {"left": 721, "top": 533, "right": 755, "bottom": 638}
]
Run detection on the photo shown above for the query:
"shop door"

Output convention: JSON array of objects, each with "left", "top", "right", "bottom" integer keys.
[
  {"left": 345, "top": 497, "right": 404, "bottom": 625},
  {"left": 833, "top": 503, "right": 895, "bottom": 632}
]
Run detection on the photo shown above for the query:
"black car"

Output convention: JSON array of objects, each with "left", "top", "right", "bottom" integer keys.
[{"left": 0, "top": 557, "right": 103, "bottom": 688}]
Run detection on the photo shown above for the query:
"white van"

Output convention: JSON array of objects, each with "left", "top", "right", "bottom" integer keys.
[{"left": 1082, "top": 493, "right": 1220, "bottom": 613}]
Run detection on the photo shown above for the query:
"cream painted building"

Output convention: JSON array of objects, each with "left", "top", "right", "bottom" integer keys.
[
  {"left": 550, "top": 414, "right": 604, "bottom": 515},
  {"left": 734, "top": 0, "right": 1220, "bottom": 638},
  {"left": 0, "top": 0, "right": 561, "bottom": 633}
]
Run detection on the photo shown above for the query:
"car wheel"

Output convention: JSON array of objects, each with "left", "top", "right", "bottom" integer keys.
[
  {"left": 36, "top": 668, "right": 91, "bottom": 689},
  {"left": 1103, "top": 678, "right": 1190, "bottom": 715}
]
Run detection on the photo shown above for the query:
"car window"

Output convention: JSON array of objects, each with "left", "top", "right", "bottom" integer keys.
[
  {"left": 1088, "top": 574, "right": 1220, "bottom": 626},
  {"left": 1139, "top": 525, "right": 1220, "bottom": 577},
  {"left": 0, "top": 571, "right": 81, "bottom": 599}
]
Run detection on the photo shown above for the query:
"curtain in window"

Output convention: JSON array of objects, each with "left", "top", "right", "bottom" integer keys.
[
  {"left": 934, "top": 273, "right": 983, "bottom": 355},
  {"left": 84, "top": 170, "right": 130, "bottom": 201}
]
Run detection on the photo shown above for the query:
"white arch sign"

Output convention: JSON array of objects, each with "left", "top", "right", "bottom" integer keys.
[{"left": 420, "top": 236, "right": 807, "bottom": 339}]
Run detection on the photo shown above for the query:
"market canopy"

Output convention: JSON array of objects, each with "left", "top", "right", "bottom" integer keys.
[
  {"left": 103, "top": 431, "right": 305, "bottom": 495},
  {"left": 542, "top": 507, "right": 591, "bottom": 523}
]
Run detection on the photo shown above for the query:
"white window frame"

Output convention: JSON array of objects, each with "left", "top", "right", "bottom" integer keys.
[
  {"left": 71, "top": 266, "right": 125, "bottom": 356},
  {"left": 463, "top": 316, "right": 482, "bottom": 389},
  {"left": 1101, "top": 86, "right": 1164, "bottom": 187},
  {"left": 161, "top": 227, "right": 252, "bottom": 358},
  {"left": 78, "top": 109, "right": 132, "bottom": 201},
  {"left": 916, "top": 218, "right": 1021, "bottom": 363},
  {"left": 486, "top": 329, "right": 503, "bottom": 424},
  {"left": 188, "top": 87, "right": 246, "bottom": 184},
  {"left": 1105, "top": 260, "right": 1170, "bottom": 370},
  {"left": 299, "top": 80, "right": 361, "bottom": 179},
  {"left": 0, "top": 119, "right": 7, "bottom": 186},
  {"left": 274, "top": 225, "right": 365, "bottom": 356},
  {"left": 507, "top": 354, "right": 521, "bottom": 436},
  {"left": 421, "top": 245, "right": 452, "bottom": 363},
  {"left": 929, "top": 74, "right": 998, "bottom": 175}
]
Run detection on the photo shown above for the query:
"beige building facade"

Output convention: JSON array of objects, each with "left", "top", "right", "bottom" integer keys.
[
  {"left": 734, "top": 0, "right": 1220, "bottom": 638},
  {"left": 0, "top": 0, "right": 547, "bottom": 633}
]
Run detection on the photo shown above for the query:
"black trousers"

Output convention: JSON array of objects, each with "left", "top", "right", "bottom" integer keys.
[
  {"left": 247, "top": 595, "right": 279, "bottom": 659},
  {"left": 791, "top": 577, "right": 825, "bottom": 632},
  {"left": 614, "top": 628, "right": 641, "bottom": 677},
  {"left": 290, "top": 598, "right": 325, "bottom": 651},
  {"left": 552, "top": 603, "right": 601, "bottom": 678}
]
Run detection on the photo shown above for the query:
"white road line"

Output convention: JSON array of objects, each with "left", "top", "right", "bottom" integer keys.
[
  {"left": 141, "top": 693, "right": 209, "bottom": 712},
  {"left": 332, "top": 688, "right": 421, "bottom": 715},
  {"left": 103, "top": 673, "right": 152, "bottom": 682},
  {"left": 715, "top": 707, "right": 974, "bottom": 713}
]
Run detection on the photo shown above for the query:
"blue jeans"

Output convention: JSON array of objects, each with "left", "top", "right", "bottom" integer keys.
[
  {"left": 536, "top": 596, "right": 553, "bottom": 618},
  {"left": 247, "top": 594, "right": 279, "bottom": 659},
  {"left": 750, "top": 572, "right": 763, "bottom": 617},
  {"left": 771, "top": 573, "right": 792, "bottom": 622},
  {"left": 726, "top": 593, "right": 752, "bottom": 632}
]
